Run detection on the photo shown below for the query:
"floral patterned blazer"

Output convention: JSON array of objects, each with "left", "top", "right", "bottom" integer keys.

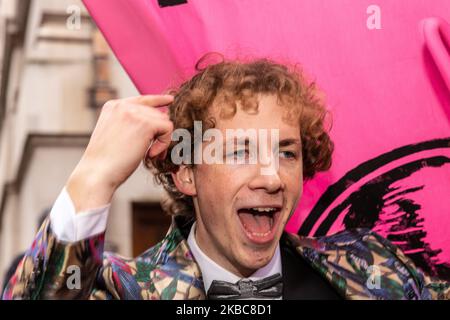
[{"left": 2, "top": 216, "right": 449, "bottom": 300}]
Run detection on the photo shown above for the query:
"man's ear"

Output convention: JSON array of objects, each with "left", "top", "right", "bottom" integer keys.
[{"left": 171, "top": 165, "right": 197, "bottom": 196}]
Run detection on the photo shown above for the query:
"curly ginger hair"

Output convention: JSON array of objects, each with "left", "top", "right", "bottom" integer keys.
[{"left": 144, "top": 53, "right": 334, "bottom": 218}]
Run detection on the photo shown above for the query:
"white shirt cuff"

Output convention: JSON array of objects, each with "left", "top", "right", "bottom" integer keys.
[{"left": 49, "top": 187, "right": 110, "bottom": 242}]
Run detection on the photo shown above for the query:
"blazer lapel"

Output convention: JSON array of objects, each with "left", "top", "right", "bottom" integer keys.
[
  {"left": 150, "top": 217, "right": 206, "bottom": 299},
  {"left": 280, "top": 233, "right": 342, "bottom": 300},
  {"left": 152, "top": 218, "right": 342, "bottom": 300}
]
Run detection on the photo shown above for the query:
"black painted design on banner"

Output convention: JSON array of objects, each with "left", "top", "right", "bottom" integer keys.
[
  {"left": 158, "top": 0, "right": 188, "bottom": 8},
  {"left": 298, "top": 138, "right": 450, "bottom": 280}
]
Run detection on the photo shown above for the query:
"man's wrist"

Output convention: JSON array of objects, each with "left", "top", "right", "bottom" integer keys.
[{"left": 66, "top": 167, "right": 115, "bottom": 213}]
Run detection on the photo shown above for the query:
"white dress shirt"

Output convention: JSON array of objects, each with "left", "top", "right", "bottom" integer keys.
[
  {"left": 49, "top": 188, "right": 283, "bottom": 298},
  {"left": 187, "top": 221, "right": 282, "bottom": 295},
  {"left": 49, "top": 188, "right": 110, "bottom": 242}
]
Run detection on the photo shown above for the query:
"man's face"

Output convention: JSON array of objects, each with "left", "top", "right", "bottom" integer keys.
[{"left": 192, "top": 94, "right": 303, "bottom": 277}]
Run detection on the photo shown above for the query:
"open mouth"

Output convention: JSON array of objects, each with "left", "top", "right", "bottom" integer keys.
[{"left": 237, "top": 206, "right": 282, "bottom": 244}]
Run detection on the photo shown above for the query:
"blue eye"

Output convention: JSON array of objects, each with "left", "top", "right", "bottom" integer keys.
[
  {"left": 280, "top": 151, "right": 296, "bottom": 159},
  {"left": 225, "top": 149, "right": 248, "bottom": 161},
  {"left": 234, "top": 149, "right": 247, "bottom": 158}
]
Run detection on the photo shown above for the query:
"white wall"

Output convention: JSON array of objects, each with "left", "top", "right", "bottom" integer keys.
[{"left": 0, "top": 0, "right": 166, "bottom": 289}]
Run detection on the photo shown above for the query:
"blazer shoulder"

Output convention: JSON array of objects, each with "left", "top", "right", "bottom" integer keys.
[
  {"left": 99, "top": 250, "right": 159, "bottom": 300},
  {"left": 307, "top": 228, "right": 397, "bottom": 249},
  {"left": 292, "top": 227, "right": 409, "bottom": 267},
  {"left": 102, "top": 232, "right": 171, "bottom": 270},
  {"left": 286, "top": 227, "right": 390, "bottom": 250},
  {"left": 100, "top": 233, "right": 204, "bottom": 300},
  {"left": 286, "top": 228, "right": 430, "bottom": 299}
]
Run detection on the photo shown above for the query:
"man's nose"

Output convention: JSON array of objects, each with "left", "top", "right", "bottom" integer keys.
[{"left": 248, "top": 163, "right": 284, "bottom": 193}]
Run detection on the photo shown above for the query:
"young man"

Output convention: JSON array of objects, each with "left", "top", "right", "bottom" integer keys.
[{"left": 2, "top": 58, "right": 449, "bottom": 300}]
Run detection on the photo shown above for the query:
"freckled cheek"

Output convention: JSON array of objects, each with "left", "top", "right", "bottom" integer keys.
[
  {"left": 280, "top": 174, "right": 302, "bottom": 220},
  {"left": 197, "top": 166, "right": 238, "bottom": 216},
  {"left": 281, "top": 172, "right": 302, "bottom": 193},
  {"left": 213, "top": 165, "right": 250, "bottom": 197},
  {"left": 202, "top": 164, "right": 233, "bottom": 185}
]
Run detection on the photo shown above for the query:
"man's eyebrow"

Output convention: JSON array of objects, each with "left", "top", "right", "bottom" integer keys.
[
  {"left": 221, "top": 137, "right": 301, "bottom": 147},
  {"left": 279, "top": 138, "right": 301, "bottom": 147}
]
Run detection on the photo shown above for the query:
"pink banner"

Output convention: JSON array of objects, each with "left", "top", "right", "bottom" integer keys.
[{"left": 82, "top": 0, "right": 450, "bottom": 280}]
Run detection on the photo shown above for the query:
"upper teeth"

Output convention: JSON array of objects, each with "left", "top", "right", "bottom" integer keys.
[{"left": 251, "top": 207, "right": 277, "bottom": 212}]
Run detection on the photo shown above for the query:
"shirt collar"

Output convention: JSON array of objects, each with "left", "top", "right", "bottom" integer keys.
[{"left": 187, "top": 221, "right": 282, "bottom": 293}]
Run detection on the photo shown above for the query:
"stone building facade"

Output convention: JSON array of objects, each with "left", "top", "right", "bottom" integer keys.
[{"left": 0, "top": 0, "right": 170, "bottom": 289}]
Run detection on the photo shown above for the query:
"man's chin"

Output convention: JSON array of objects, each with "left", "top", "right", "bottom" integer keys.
[
  {"left": 237, "top": 251, "right": 275, "bottom": 273},
  {"left": 237, "top": 242, "right": 278, "bottom": 268}
]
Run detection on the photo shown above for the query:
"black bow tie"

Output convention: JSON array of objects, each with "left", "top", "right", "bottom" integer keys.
[{"left": 206, "top": 273, "right": 283, "bottom": 300}]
